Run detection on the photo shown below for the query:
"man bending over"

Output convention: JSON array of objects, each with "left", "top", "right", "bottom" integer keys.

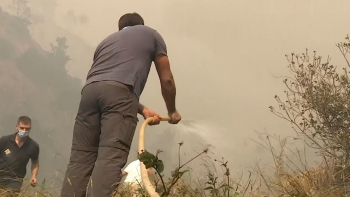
[{"left": 60, "top": 12, "right": 181, "bottom": 197}]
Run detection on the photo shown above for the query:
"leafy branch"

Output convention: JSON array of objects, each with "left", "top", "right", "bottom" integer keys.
[{"left": 138, "top": 142, "right": 208, "bottom": 197}]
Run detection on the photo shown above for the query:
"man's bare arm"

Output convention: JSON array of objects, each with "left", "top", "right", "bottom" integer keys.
[
  {"left": 31, "top": 159, "right": 39, "bottom": 178},
  {"left": 154, "top": 55, "right": 177, "bottom": 114}
]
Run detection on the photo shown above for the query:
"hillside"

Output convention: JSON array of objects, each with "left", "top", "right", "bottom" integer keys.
[
  {"left": 0, "top": 7, "right": 81, "bottom": 183},
  {"left": 30, "top": 16, "right": 95, "bottom": 82},
  {"left": 0, "top": 0, "right": 96, "bottom": 82}
]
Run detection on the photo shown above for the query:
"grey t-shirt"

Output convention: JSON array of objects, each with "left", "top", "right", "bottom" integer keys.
[{"left": 84, "top": 25, "right": 168, "bottom": 99}]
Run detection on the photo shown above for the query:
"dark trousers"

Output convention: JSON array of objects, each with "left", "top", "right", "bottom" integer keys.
[{"left": 60, "top": 81, "right": 138, "bottom": 197}]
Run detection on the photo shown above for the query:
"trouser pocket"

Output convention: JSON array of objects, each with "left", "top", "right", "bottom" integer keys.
[
  {"left": 119, "top": 113, "right": 138, "bottom": 151},
  {"left": 99, "top": 112, "right": 138, "bottom": 152}
]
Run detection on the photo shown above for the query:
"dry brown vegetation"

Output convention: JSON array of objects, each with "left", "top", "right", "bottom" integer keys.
[
  {"left": 2, "top": 1, "right": 350, "bottom": 196},
  {"left": 3, "top": 35, "right": 350, "bottom": 197},
  {"left": 108, "top": 36, "right": 350, "bottom": 197}
]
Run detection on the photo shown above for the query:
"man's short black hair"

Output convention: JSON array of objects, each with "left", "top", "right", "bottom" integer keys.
[
  {"left": 118, "top": 12, "right": 144, "bottom": 30},
  {"left": 17, "top": 116, "right": 31, "bottom": 125}
]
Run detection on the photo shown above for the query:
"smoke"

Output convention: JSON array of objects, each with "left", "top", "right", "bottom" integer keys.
[
  {"left": 1, "top": 0, "right": 350, "bottom": 190},
  {"left": 140, "top": 119, "right": 250, "bottom": 178}
]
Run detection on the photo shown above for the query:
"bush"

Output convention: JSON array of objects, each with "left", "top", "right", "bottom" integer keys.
[
  {"left": 16, "top": 47, "right": 50, "bottom": 84},
  {"left": 268, "top": 35, "right": 350, "bottom": 196}
]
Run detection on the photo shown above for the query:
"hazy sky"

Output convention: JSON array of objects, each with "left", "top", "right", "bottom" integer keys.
[
  {"left": 48, "top": 0, "right": 350, "bottom": 172},
  {"left": 2, "top": 0, "right": 350, "bottom": 181}
]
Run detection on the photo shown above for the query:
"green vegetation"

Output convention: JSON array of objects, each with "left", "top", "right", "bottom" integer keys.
[{"left": 1, "top": 2, "right": 350, "bottom": 196}]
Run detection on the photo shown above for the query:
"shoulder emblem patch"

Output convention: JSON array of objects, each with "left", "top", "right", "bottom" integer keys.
[{"left": 4, "top": 149, "right": 11, "bottom": 155}]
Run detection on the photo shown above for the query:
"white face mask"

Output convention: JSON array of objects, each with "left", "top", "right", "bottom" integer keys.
[{"left": 17, "top": 130, "right": 29, "bottom": 138}]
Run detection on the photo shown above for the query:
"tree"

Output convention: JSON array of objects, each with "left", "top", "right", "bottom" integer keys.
[
  {"left": 269, "top": 35, "right": 350, "bottom": 182},
  {"left": 10, "top": 0, "right": 30, "bottom": 19},
  {"left": 9, "top": 0, "right": 31, "bottom": 27},
  {"left": 49, "top": 37, "right": 71, "bottom": 69}
]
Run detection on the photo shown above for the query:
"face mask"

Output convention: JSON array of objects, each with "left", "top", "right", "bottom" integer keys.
[{"left": 17, "top": 130, "right": 29, "bottom": 138}]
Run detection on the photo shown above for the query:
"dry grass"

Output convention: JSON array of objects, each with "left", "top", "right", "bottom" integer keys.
[
  {"left": 113, "top": 178, "right": 201, "bottom": 197},
  {"left": 2, "top": 141, "right": 350, "bottom": 197},
  {"left": 2, "top": 135, "right": 350, "bottom": 197},
  {"left": 0, "top": 163, "right": 347, "bottom": 196},
  {"left": 271, "top": 164, "right": 350, "bottom": 197},
  {"left": 0, "top": 177, "right": 61, "bottom": 197},
  {"left": 253, "top": 131, "right": 350, "bottom": 197}
]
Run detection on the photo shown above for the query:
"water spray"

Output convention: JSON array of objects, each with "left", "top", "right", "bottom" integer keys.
[{"left": 138, "top": 116, "right": 171, "bottom": 197}]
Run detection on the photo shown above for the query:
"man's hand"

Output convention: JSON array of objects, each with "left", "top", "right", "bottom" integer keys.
[
  {"left": 30, "top": 176, "right": 37, "bottom": 187},
  {"left": 142, "top": 107, "right": 162, "bottom": 126},
  {"left": 168, "top": 110, "right": 181, "bottom": 124},
  {"left": 30, "top": 159, "right": 39, "bottom": 187}
]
